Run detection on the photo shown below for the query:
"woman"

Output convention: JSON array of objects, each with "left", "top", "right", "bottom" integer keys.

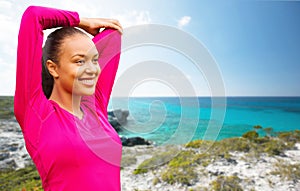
[{"left": 14, "top": 5, "right": 123, "bottom": 190}]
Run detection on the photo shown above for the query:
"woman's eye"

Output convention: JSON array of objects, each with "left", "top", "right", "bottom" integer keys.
[
  {"left": 93, "top": 58, "right": 99, "bottom": 64},
  {"left": 77, "top": 60, "right": 85, "bottom": 65}
]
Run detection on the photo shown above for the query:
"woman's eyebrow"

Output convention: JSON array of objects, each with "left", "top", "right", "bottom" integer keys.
[
  {"left": 71, "top": 54, "right": 86, "bottom": 58},
  {"left": 71, "top": 52, "right": 99, "bottom": 59}
]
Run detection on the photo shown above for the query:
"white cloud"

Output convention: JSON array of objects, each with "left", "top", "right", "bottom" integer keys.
[
  {"left": 0, "top": 1, "right": 20, "bottom": 95},
  {"left": 54, "top": 1, "right": 103, "bottom": 17},
  {"left": 0, "top": 0, "right": 12, "bottom": 9},
  {"left": 0, "top": 57, "right": 15, "bottom": 95},
  {"left": 177, "top": 16, "right": 191, "bottom": 28},
  {"left": 112, "top": 10, "right": 151, "bottom": 27}
]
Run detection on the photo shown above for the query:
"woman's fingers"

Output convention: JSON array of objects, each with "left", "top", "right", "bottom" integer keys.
[
  {"left": 90, "top": 18, "right": 123, "bottom": 34},
  {"left": 103, "top": 19, "right": 123, "bottom": 34},
  {"left": 79, "top": 18, "right": 123, "bottom": 35}
]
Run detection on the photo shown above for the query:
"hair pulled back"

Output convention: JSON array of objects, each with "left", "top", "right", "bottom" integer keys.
[{"left": 42, "top": 27, "right": 87, "bottom": 98}]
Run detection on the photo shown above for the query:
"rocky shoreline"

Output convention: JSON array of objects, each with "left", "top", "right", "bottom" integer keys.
[
  {"left": 1, "top": 117, "right": 300, "bottom": 190},
  {"left": 121, "top": 143, "right": 300, "bottom": 191},
  {"left": 0, "top": 109, "right": 149, "bottom": 170},
  {"left": 0, "top": 119, "right": 32, "bottom": 170}
]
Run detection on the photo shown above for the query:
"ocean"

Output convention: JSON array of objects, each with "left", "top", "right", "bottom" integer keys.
[
  {"left": 108, "top": 96, "right": 300, "bottom": 145},
  {"left": 1, "top": 96, "right": 300, "bottom": 145}
]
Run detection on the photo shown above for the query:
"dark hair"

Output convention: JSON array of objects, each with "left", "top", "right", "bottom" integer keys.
[{"left": 42, "top": 27, "right": 87, "bottom": 98}]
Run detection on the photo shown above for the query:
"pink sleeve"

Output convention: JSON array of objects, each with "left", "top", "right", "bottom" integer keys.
[
  {"left": 92, "top": 29, "right": 121, "bottom": 116},
  {"left": 14, "top": 6, "right": 80, "bottom": 127}
]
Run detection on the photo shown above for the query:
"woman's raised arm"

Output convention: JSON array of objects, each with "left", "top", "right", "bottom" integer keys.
[
  {"left": 93, "top": 29, "right": 121, "bottom": 116},
  {"left": 14, "top": 6, "right": 80, "bottom": 127}
]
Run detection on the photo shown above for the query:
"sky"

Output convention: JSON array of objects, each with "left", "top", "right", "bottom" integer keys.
[{"left": 0, "top": 0, "right": 300, "bottom": 96}]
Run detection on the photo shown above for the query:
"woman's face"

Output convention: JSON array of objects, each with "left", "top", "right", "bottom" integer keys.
[{"left": 56, "top": 34, "right": 100, "bottom": 96}]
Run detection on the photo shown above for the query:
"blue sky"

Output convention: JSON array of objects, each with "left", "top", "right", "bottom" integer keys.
[{"left": 0, "top": 0, "right": 299, "bottom": 96}]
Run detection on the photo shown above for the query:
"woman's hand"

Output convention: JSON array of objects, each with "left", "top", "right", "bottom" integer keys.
[{"left": 78, "top": 18, "right": 123, "bottom": 36}]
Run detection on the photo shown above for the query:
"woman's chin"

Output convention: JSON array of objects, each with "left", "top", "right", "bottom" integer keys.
[
  {"left": 82, "top": 90, "right": 96, "bottom": 96},
  {"left": 74, "top": 88, "right": 96, "bottom": 96}
]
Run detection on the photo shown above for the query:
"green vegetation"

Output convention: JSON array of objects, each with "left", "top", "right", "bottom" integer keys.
[
  {"left": 161, "top": 150, "right": 197, "bottom": 185},
  {"left": 161, "top": 167, "right": 197, "bottom": 186},
  {"left": 121, "top": 155, "right": 137, "bottom": 167},
  {"left": 189, "top": 187, "right": 209, "bottom": 191},
  {"left": 263, "top": 127, "right": 275, "bottom": 137},
  {"left": 132, "top": 127, "right": 300, "bottom": 188},
  {"left": 211, "top": 129, "right": 300, "bottom": 157},
  {"left": 185, "top": 140, "right": 210, "bottom": 148},
  {"left": 0, "top": 96, "right": 14, "bottom": 119},
  {"left": 253, "top": 125, "right": 262, "bottom": 131},
  {"left": 271, "top": 160, "right": 300, "bottom": 182},
  {"left": 210, "top": 175, "right": 243, "bottom": 191},
  {"left": 133, "top": 146, "right": 179, "bottom": 175},
  {"left": 2, "top": 126, "right": 300, "bottom": 190},
  {"left": 152, "top": 176, "right": 160, "bottom": 185},
  {"left": 0, "top": 165, "right": 42, "bottom": 191},
  {"left": 278, "top": 129, "right": 300, "bottom": 143},
  {"left": 242, "top": 131, "right": 258, "bottom": 140},
  {"left": 134, "top": 130, "right": 300, "bottom": 187}
]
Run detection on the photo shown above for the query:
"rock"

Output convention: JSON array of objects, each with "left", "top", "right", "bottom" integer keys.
[
  {"left": 7, "top": 143, "right": 19, "bottom": 152},
  {"left": 108, "top": 117, "right": 122, "bottom": 132},
  {"left": 259, "top": 158, "right": 267, "bottom": 163},
  {"left": 245, "top": 163, "right": 251, "bottom": 169},
  {"left": 209, "top": 170, "right": 224, "bottom": 176},
  {"left": 0, "top": 151, "right": 9, "bottom": 161},
  {"left": 108, "top": 109, "right": 129, "bottom": 132},
  {"left": 288, "top": 183, "right": 294, "bottom": 188},
  {"left": 227, "top": 158, "right": 238, "bottom": 165},
  {"left": 7, "top": 126, "right": 15, "bottom": 132},
  {"left": 5, "top": 159, "right": 17, "bottom": 169},
  {"left": 279, "top": 153, "right": 288, "bottom": 157},
  {"left": 108, "top": 109, "right": 129, "bottom": 125},
  {"left": 121, "top": 136, "right": 152, "bottom": 147}
]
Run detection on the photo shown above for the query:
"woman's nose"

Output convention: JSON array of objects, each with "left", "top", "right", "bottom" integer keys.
[{"left": 85, "top": 61, "right": 99, "bottom": 74}]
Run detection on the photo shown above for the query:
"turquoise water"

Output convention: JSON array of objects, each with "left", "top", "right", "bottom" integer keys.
[
  {"left": 2, "top": 96, "right": 299, "bottom": 145},
  {"left": 108, "top": 97, "right": 300, "bottom": 145}
]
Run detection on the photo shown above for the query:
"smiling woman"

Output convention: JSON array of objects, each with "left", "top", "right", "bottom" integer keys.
[
  {"left": 43, "top": 28, "right": 101, "bottom": 118},
  {"left": 14, "top": 5, "right": 123, "bottom": 191}
]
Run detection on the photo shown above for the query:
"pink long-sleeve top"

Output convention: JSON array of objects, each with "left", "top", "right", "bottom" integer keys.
[{"left": 14, "top": 6, "right": 122, "bottom": 191}]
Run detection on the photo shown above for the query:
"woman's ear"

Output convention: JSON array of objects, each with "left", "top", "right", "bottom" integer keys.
[{"left": 46, "top": 60, "right": 59, "bottom": 78}]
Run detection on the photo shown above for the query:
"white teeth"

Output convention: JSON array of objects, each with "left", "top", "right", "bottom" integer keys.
[{"left": 79, "top": 79, "right": 94, "bottom": 85}]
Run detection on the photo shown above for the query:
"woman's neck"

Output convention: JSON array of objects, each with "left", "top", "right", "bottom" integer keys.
[{"left": 49, "top": 86, "right": 83, "bottom": 119}]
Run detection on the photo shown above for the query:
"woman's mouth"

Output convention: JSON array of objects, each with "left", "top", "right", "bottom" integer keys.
[{"left": 78, "top": 78, "right": 96, "bottom": 86}]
